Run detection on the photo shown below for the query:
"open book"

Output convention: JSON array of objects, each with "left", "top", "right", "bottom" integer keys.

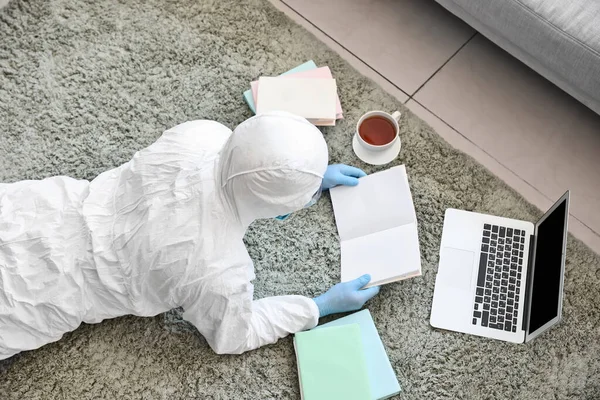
[{"left": 330, "top": 165, "right": 421, "bottom": 288}]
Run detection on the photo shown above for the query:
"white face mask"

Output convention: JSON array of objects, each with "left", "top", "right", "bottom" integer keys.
[{"left": 275, "top": 187, "right": 322, "bottom": 221}]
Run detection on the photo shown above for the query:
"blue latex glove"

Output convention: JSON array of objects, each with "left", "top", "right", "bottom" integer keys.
[
  {"left": 313, "top": 274, "right": 380, "bottom": 317},
  {"left": 321, "top": 164, "right": 367, "bottom": 191}
]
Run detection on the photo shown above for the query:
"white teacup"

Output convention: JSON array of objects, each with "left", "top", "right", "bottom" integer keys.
[{"left": 356, "top": 110, "right": 402, "bottom": 152}]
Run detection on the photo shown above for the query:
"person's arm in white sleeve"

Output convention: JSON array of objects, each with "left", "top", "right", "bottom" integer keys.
[
  {"left": 179, "top": 263, "right": 320, "bottom": 355},
  {"left": 162, "top": 120, "right": 232, "bottom": 154}
]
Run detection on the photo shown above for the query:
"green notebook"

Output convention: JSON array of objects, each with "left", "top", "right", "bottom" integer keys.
[
  {"left": 316, "top": 310, "right": 400, "bottom": 399},
  {"left": 294, "top": 324, "right": 371, "bottom": 400}
]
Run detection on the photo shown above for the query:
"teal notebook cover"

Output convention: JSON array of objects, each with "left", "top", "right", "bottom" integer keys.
[
  {"left": 294, "top": 324, "right": 371, "bottom": 400},
  {"left": 243, "top": 60, "right": 318, "bottom": 113},
  {"left": 316, "top": 310, "right": 401, "bottom": 400}
]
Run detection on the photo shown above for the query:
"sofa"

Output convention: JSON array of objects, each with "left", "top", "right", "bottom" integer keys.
[{"left": 435, "top": 0, "right": 600, "bottom": 116}]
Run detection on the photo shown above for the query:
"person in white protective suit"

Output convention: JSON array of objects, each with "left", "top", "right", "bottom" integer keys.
[{"left": 0, "top": 111, "right": 380, "bottom": 360}]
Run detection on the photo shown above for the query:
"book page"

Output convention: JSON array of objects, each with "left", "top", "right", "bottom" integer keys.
[
  {"left": 340, "top": 223, "right": 421, "bottom": 288},
  {"left": 330, "top": 166, "right": 416, "bottom": 241}
]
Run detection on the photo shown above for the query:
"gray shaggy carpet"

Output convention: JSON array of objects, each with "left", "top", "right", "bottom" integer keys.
[{"left": 0, "top": 0, "right": 599, "bottom": 399}]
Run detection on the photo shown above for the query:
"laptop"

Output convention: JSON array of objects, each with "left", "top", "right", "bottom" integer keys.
[{"left": 430, "top": 191, "right": 569, "bottom": 343}]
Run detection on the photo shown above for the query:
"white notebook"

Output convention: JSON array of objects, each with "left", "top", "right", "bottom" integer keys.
[
  {"left": 256, "top": 77, "right": 337, "bottom": 124},
  {"left": 330, "top": 166, "right": 422, "bottom": 288}
]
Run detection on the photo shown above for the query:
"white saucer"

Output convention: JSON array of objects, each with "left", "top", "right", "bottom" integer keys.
[{"left": 352, "top": 134, "right": 401, "bottom": 166}]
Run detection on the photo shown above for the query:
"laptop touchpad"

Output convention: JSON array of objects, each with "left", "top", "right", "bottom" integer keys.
[{"left": 439, "top": 247, "right": 475, "bottom": 291}]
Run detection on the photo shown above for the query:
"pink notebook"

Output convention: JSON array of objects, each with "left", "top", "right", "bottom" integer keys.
[{"left": 251, "top": 66, "right": 343, "bottom": 119}]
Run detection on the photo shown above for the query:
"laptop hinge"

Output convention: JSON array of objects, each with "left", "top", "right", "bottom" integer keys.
[{"left": 521, "top": 234, "right": 535, "bottom": 332}]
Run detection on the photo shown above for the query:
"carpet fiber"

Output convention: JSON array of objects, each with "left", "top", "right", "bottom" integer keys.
[{"left": 1, "top": 0, "right": 599, "bottom": 399}]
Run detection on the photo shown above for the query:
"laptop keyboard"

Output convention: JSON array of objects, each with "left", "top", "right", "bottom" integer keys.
[{"left": 472, "top": 224, "right": 525, "bottom": 333}]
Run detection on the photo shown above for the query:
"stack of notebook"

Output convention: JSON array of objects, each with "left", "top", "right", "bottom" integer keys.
[
  {"left": 293, "top": 310, "right": 401, "bottom": 400},
  {"left": 243, "top": 60, "right": 343, "bottom": 126}
]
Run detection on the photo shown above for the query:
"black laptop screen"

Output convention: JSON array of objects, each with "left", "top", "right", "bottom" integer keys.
[{"left": 528, "top": 199, "right": 567, "bottom": 334}]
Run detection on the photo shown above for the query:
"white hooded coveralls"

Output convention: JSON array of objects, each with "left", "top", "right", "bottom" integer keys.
[{"left": 0, "top": 112, "right": 328, "bottom": 359}]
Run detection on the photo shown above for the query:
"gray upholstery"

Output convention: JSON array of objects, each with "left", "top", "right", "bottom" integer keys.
[{"left": 436, "top": 0, "right": 600, "bottom": 115}]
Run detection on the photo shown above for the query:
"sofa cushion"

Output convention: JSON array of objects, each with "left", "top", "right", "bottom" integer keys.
[{"left": 522, "top": 0, "right": 600, "bottom": 50}]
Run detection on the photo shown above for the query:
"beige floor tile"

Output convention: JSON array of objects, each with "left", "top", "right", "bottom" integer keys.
[
  {"left": 268, "top": 0, "right": 409, "bottom": 104},
  {"left": 280, "top": 0, "right": 474, "bottom": 95},
  {"left": 269, "top": 0, "right": 600, "bottom": 254},
  {"left": 414, "top": 35, "right": 600, "bottom": 245},
  {"left": 405, "top": 100, "right": 600, "bottom": 255}
]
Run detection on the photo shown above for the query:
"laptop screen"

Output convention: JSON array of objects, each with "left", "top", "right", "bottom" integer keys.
[{"left": 528, "top": 197, "right": 568, "bottom": 334}]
